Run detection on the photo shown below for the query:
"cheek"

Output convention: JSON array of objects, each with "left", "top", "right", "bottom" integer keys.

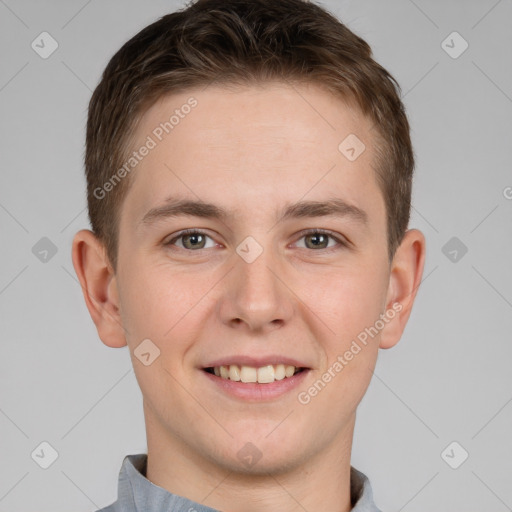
[
  {"left": 300, "top": 261, "right": 389, "bottom": 346},
  {"left": 119, "top": 263, "right": 208, "bottom": 349},
  {"left": 121, "top": 265, "right": 207, "bottom": 408}
]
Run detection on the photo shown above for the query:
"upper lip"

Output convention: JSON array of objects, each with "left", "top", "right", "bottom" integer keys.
[{"left": 202, "top": 355, "right": 310, "bottom": 369}]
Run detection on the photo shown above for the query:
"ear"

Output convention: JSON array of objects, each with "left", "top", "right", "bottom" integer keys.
[
  {"left": 71, "top": 229, "right": 127, "bottom": 348},
  {"left": 379, "top": 229, "right": 426, "bottom": 349}
]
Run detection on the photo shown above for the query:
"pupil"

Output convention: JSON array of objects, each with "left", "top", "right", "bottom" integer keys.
[
  {"left": 185, "top": 233, "right": 204, "bottom": 249},
  {"left": 309, "top": 234, "right": 326, "bottom": 248}
]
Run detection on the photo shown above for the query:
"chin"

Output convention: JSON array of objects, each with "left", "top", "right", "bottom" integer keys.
[{"left": 207, "top": 428, "right": 311, "bottom": 476}]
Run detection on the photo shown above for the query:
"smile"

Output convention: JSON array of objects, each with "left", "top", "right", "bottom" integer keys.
[{"left": 204, "top": 364, "right": 304, "bottom": 384}]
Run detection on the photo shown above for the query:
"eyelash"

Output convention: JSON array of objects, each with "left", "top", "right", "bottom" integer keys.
[{"left": 165, "top": 228, "right": 348, "bottom": 253}]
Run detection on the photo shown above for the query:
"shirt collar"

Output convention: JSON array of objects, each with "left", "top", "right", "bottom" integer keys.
[{"left": 101, "top": 453, "right": 381, "bottom": 512}]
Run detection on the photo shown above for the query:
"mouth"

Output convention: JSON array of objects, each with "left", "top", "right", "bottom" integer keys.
[
  {"left": 200, "top": 356, "right": 312, "bottom": 401},
  {"left": 203, "top": 364, "right": 307, "bottom": 384}
]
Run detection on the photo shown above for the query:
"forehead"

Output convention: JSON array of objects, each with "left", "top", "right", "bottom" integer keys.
[{"left": 120, "top": 81, "right": 383, "bottom": 228}]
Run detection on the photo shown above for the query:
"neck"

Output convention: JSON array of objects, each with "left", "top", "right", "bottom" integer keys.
[{"left": 143, "top": 402, "right": 356, "bottom": 512}]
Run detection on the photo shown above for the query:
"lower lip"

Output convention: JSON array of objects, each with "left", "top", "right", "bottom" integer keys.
[{"left": 201, "top": 369, "right": 310, "bottom": 401}]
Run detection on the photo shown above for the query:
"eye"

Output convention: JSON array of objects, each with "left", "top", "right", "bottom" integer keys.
[
  {"left": 165, "top": 229, "right": 217, "bottom": 250},
  {"left": 293, "top": 229, "right": 347, "bottom": 251},
  {"left": 165, "top": 228, "right": 348, "bottom": 252}
]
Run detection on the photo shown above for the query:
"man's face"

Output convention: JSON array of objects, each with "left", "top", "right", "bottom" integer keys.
[{"left": 113, "top": 82, "right": 393, "bottom": 472}]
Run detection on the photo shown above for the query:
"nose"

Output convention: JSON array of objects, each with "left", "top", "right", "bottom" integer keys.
[{"left": 217, "top": 244, "right": 294, "bottom": 333}]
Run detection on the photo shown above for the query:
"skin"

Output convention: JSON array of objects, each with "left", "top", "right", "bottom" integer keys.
[{"left": 72, "top": 81, "right": 425, "bottom": 512}]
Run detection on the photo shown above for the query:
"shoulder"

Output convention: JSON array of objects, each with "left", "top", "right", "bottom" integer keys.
[
  {"left": 94, "top": 505, "right": 118, "bottom": 512},
  {"left": 350, "top": 466, "right": 383, "bottom": 512}
]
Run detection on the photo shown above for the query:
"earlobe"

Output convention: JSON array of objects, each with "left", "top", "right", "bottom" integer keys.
[
  {"left": 71, "top": 229, "right": 127, "bottom": 348},
  {"left": 379, "top": 229, "right": 426, "bottom": 349}
]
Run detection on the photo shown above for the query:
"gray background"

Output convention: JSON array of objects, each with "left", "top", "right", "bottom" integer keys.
[{"left": 1, "top": 0, "right": 511, "bottom": 510}]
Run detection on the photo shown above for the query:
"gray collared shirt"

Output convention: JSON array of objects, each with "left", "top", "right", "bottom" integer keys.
[{"left": 96, "top": 454, "right": 382, "bottom": 512}]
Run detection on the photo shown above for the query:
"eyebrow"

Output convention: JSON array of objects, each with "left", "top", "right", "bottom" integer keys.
[{"left": 139, "top": 196, "right": 368, "bottom": 229}]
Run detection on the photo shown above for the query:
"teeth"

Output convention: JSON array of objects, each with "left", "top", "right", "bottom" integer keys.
[
  {"left": 211, "top": 364, "right": 302, "bottom": 383},
  {"left": 285, "top": 365, "right": 295, "bottom": 378},
  {"left": 274, "top": 364, "right": 286, "bottom": 380},
  {"left": 240, "top": 366, "right": 257, "bottom": 383},
  {"left": 257, "top": 365, "right": 274, "bottom": 383},
  {"left": 229, "top": 364, "right": 241, "bottom": 382}
]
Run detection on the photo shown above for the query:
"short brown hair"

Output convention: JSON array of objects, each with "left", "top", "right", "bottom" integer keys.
[{"left": 86, "top": 0, "right": 414, "bottom": 271}]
